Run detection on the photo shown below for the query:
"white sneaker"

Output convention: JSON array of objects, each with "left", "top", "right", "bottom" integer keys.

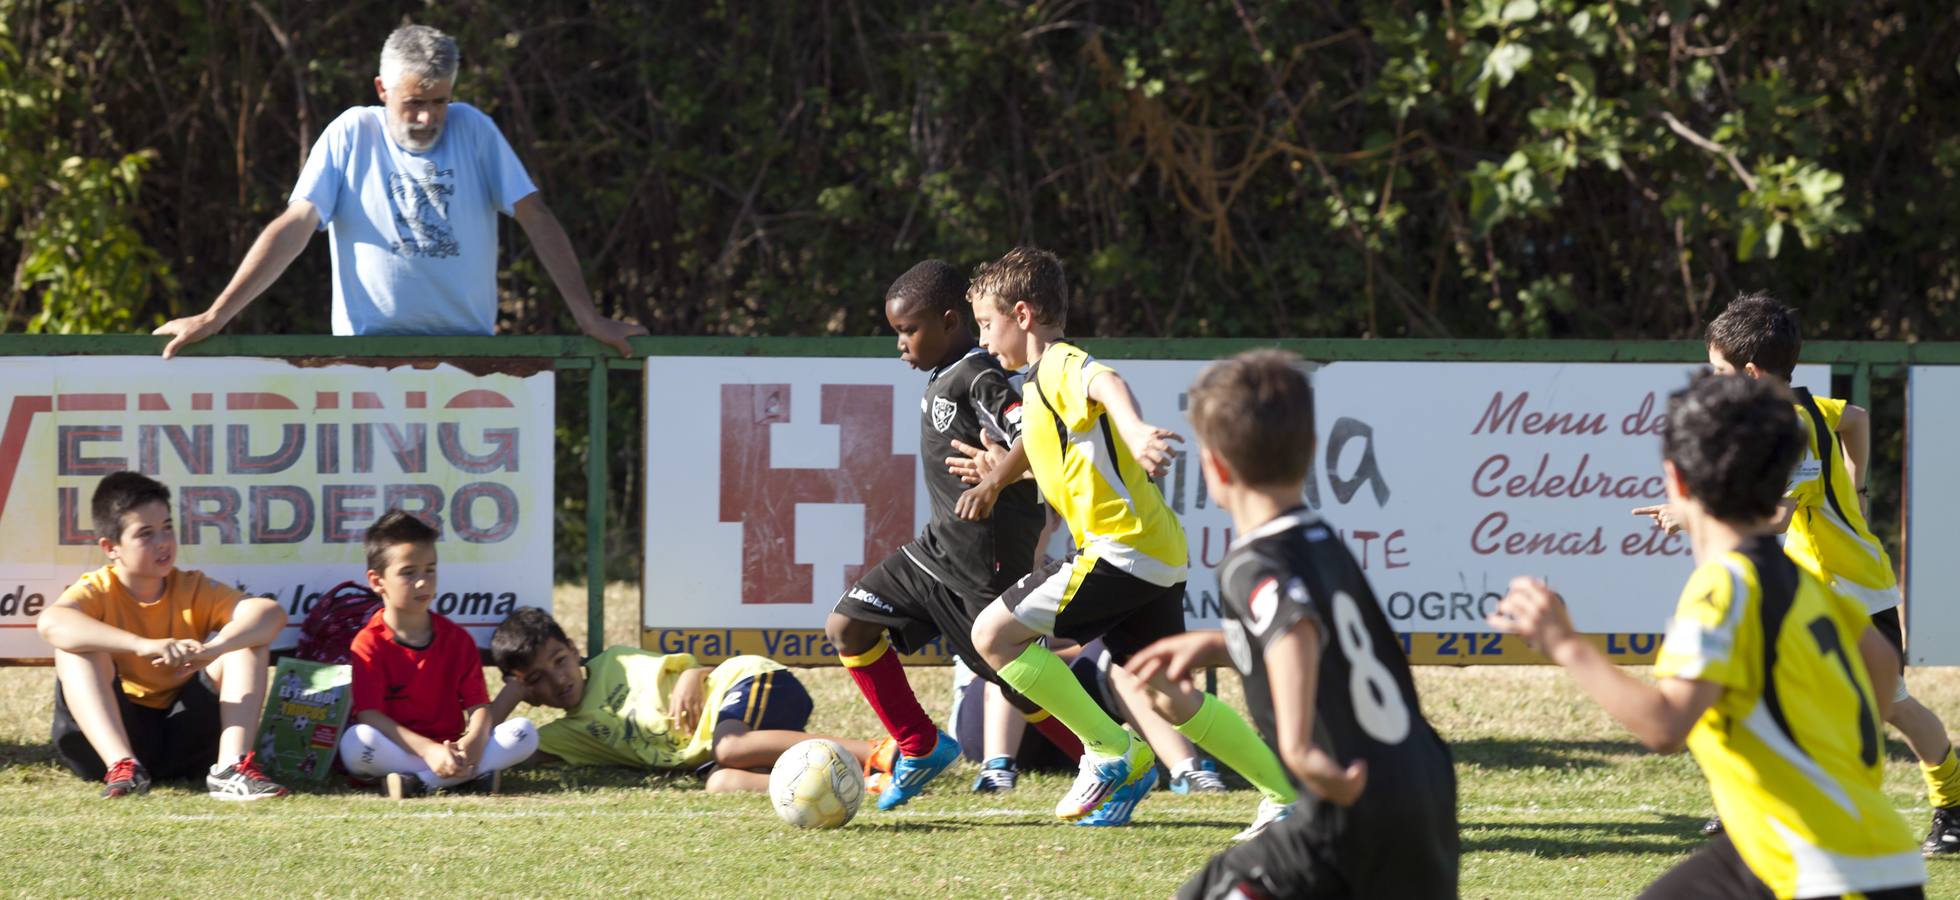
[
  {"left": 1055, "top": 734, "right": 1154, "bottom": 820},
  {"left": 1232, "top": 797, "right": 1295, "bottom": 842}
]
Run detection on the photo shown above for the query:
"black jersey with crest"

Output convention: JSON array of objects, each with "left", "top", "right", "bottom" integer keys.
[
  {"left": 1218, "top": 508, "right": 1453, "bottom": 813},
  {"left": 905, "top": 347, "right": 1046, "bottom": 605}
]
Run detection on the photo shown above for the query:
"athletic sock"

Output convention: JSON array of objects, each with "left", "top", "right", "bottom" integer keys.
[
  {"left": 840, "top": 636, "right": 938, "bottom": 758},
  {"left": 1174, "top": 693, "right": 1299, "bottom": 805},
  {"left": 997, "top": 644, "right": 1130, "bottom": 757},
  {"left": 1170, "top": 758, "right": 1200, "bottom": 779},
  {"left": 1923, "top": 745, "right": 1960, "bottom": 809},
  {"left": 1026, "top": 709, "right": 1085, "bottom": 761}
]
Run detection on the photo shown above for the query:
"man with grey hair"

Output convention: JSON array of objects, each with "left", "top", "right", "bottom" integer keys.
[{"left": 156, "top": 24, "right": 645, "bottom": 356}]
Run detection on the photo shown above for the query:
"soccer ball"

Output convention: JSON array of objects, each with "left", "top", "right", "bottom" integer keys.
[{"left": 769, "top": 738, "right": 865, "bottom": 829}]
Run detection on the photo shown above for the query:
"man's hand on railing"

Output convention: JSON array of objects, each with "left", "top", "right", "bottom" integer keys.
[{"left": 154, "top": 312, "right": 223, "bottom": 359}]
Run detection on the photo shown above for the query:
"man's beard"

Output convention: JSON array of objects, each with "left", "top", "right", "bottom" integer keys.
[{"left": 391, "top": 122, "right": 443, "bottom": 153}]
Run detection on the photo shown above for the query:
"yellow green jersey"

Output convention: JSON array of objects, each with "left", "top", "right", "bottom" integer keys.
[
  {"left": 537, "top": 648, "right": 783, "bottom": 769},
  {"left": 1021, "top": 341, "right": 1186, "bottom": 585},
  {"left": 1654, "top": 536, "right": 1923, "bottom": 899},
  {"left": 1784, "top": 389, "right": 1898, "bottom": 612}
]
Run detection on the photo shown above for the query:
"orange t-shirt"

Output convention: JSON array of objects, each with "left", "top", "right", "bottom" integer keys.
[{"left": 61, "top": 566, "right": 242, "bottom": 709}]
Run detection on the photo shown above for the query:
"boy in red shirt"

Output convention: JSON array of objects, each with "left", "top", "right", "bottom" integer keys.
[{"left": 336, "top": 510, "right": 537, "bottom": 797}]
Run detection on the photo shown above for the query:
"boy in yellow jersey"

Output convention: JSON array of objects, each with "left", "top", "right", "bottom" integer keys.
[
  {"left": 487, "top": 608, "right": 873, "bottom": 792},
  {"left": 1499, "top": 374, "right": 1924, "bottom": 900},
  {"left": 965, "top": 246, "right": 1300, "bottom": 829},
  {"left": 1641, "top": 292, "right": 1960, "bottom": 853}
]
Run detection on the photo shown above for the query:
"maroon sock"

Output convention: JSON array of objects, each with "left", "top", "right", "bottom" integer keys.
[
  {"left": 843, "top": 644, "right": 938, "bottom": 758},
  {"left": 1031, "top": 714, "right": 1085, "bottom": 762}
]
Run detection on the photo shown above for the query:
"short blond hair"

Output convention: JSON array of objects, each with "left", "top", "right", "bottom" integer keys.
[{"left": 968, "top": 246, "right": 1067, "bottom": 327}]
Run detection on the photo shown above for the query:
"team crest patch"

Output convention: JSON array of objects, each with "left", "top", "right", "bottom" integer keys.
[{"left": 931, "top": 396, "right": 957, "bottom": 432}]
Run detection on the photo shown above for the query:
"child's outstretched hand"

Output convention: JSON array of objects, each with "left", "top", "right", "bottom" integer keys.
[
  {"left": 1120, "top": 422, "right": 1182, "bottom": 478},
  {"left": 1631, "top": 505, "right": 1682, "bottom": 535},
  {"left": 1486, "top": 577, "right": 1578, "bottom": 657}
]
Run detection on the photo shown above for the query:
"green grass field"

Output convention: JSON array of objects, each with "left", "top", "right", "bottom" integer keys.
[{"left": 0, "top": 584, "right": 1953, "bottom": 898}]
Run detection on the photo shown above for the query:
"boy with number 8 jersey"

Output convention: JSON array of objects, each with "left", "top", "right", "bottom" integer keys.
[{"left": 1129, "top": 350, "right": 1458, "bottom": 898}]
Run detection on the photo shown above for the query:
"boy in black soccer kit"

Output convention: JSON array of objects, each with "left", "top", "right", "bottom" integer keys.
[
  {"left": 826, "top": 259, "right": 1082, "bottom": 810},
  {"left": 1131, "top": 350, "right": 1459, "bottom": 899}
]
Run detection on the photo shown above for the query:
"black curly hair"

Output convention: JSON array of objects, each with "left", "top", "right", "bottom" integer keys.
[{"left": 1661, "top": 373, "right": 1804, "bottom": 523}]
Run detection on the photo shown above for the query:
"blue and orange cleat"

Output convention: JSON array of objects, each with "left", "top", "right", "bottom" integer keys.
[
  {"left": 876, "top": 730, "right": 961, "bottom": 810},
  {"left": 1056, "top": 732, "right": 1154, "bottom": 821}
]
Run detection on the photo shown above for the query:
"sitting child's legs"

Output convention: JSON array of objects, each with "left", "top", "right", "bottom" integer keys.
[
  {"left": 204, "top": 642, "right": 272, "bottom": 765},
  {"left": 50, "top": 649, "right": 136, "bottom": 780},
  {"left": 338, "top": 718, "right": 538, "bottom": 789}
]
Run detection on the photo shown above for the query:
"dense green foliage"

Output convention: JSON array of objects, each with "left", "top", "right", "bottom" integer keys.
[{"left": 4, "top": 1, "right": 1958, "bottom": 341}]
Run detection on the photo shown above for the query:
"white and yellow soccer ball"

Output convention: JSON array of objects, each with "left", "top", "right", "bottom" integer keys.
[{"left": 769, "top": 738, "right": 865, "bottom": 829}]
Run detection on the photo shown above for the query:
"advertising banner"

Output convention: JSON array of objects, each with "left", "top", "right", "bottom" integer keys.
[
  {"left": 0, "top": 357, "right": 554, "bottom": 658},
  {"left": 644, "top": 355, "right": 1825, "bottom": 664}
]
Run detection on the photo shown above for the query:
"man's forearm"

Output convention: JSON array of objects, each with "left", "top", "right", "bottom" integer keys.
[
  {"left": 207, "top": 204, "right": 318, "bottom": 325},
  {"left": 515, "top": 197, "right": 602, "bottom": 324}
]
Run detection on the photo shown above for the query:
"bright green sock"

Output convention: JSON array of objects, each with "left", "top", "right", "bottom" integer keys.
[
  {"left": 1175, "top": 693, "right": 1299, "bottom": 805},
  {"left": 1923, "top": 746, "right": 1960, "bottom": 810},
  {"left": 996, "top": 644, "right": 1130, "bottom": 756}
]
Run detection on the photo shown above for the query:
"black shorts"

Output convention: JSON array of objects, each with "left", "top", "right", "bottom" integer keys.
[
  {"left": 716, "top": 669, "right": 814, "bottom": 733},
  {"left": 1872, "top": 606, "right": 1906, "bottom": 672},
  {"left": 1636, "top": 833, "right": 1922, "bottom": 900},
  {"left": 51, "top": 674, "right": 221, "bottom": 782},
  {"left": 1000, "top": 554, "right": 1186, "bottom": 665},
  {"left": 834, "top": 549, "right": 1042, "bottom": 715},
  {"left": 1177, "top": 766, "right": 1459, "bottom": 900}
]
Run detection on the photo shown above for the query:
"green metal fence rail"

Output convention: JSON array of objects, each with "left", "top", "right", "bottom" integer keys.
[{"left": 4, "top": 333, "right": 1955, "bottom": 655}]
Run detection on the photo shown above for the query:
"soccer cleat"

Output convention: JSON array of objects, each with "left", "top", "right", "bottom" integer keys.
[
  {"left": 875, "top": 730, "right": 961, "bottom": 811},
  {"left": 384, "top": 772, "right": 429, "bottom": 800},
  {"left": 1232, "top": 797, "right": 1295, "bottom": 842},
  {"left": 865, "top": 735, "right": 899, "bottom": 780},
  {"left": 1056, "top": 733, "right": 1154, "bottom": 821},
  {"left": 1701, "top": 816, "right": 1724, "bottom": 837},
  {"left": 1923, "top": 805, "right": 1960, "bottom": 856},
  {"left": 101, "top": 758, "right": 151, "bottom": 799},
  {"left": 206, "top": 752, "right": 289, "bottom": 801},
  {"left": 1075, "top": 761, "right": 1155, "bottom": 826},
  {"left": 1168, "top": 759, "right": 1227, "bottom": 794},
  {"left": 972, "top": 756, "right": 1019, "bottom": 793}
]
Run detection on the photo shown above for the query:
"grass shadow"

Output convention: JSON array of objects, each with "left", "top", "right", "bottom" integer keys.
[
  {"left": 1462, "top": 815, "right": 1708, "bottom": 858},
  {"left": 1449, "top": 737, "right": 1646, "bottom": 770}
]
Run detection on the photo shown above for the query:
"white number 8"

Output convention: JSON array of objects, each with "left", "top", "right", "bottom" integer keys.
[{"left": 1333, "top": 591, "right": 1410, "bottom": 745}]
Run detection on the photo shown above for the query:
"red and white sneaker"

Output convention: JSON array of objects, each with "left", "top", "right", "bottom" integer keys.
[
  {"left": 102, "top": 757, "right": 151, "bottom": 799},
  {"left": 207, "top": 752, "right": 290, "bottom": 801}
]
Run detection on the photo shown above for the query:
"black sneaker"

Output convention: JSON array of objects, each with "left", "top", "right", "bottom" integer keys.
[
  {"left": 971, "top": 757, "right": 1018, "bottom": 793},
  {"left": 1701, "top": 816, "right": 1724, "bottom": 837},
  {"left": 1923, "top": 805, "right": 1960, "bottom": 856},
  {"left": 102, "top": 757, "right": 151, "bottom": 799},
  {"left": 384, "top": 772, "right": 428, "bottom": 800},
  {"left": 207, "top": 752, "right": 290, "bottom": 802}
]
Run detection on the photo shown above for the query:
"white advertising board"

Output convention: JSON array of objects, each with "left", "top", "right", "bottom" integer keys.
[
  {"left": 643, "top": 355, "right": 1824, "bottom": 664},
  {"left": 1907, "top": 367, "right": 1960, "bottom": 665},
  {"left": 0, "top": 358, "right": 554, "bottom": 657}
]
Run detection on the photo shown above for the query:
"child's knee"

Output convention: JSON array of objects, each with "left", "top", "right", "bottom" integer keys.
[{"left": 825, "top": 613, "right": 879, "bottom": 657}]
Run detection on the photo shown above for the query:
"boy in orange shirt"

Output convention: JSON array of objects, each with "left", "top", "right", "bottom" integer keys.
[{"left": 41, "top": 471, "right": 290, "bottom": 800}]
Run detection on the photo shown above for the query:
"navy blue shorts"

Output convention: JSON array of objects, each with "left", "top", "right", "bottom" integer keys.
[{"left": 715, "top": 669, "right": 813, "bottom": 732}]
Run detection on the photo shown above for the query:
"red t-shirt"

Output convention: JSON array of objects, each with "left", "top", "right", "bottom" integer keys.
[{"left": 349, "top": 611, "right": 488, "bottom": 744}]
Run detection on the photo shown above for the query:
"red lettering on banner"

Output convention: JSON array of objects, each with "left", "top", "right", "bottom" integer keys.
[
  {"left": 229, "top": 424, "right": 304, "bottom": 474},
  {"left": 138, "top": 393, "right": 170, "bottom": 411},
  {"left": 444, "top": 390, "right": 512, "bottom": 409},
  {"left": 250, "top": 485, "right": 313, "bottom": 543},
  {"left": 140, "top": 424, "right": 214, "bottom": 476},
  {"left": 315, "top": 392, "right": 339, "bottom": 410},
  {"left": 1472, "top": 391, "right": 1609, "bottom": 436},
  {"left": 58, "top": 426, "right": 125, "bottom": 475},
  {"left": 57, "top": 487, "right": 94, "bottom": 544},
  {"left": 226, "top": 392, "right": 297, "bottom": 410},
  {"left": 0, "top": 396, "right": 55, "bottom": 523},
  {"left": 719, "top": 384, "right": 913, "bottom": 604},
  {"left": 57, "top": 393, "right": 126, "bottom": 412},
  {"left": 180, "top": 487, "right": 243, "bottom": 545}
]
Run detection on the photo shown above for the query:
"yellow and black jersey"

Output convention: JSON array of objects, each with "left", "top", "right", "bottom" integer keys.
[
  {"left": 1654, "top": 536, "right": 1923, "bottom": 899},
  {"left": 1020, "top": 341, "right": 1186, "bottom": 584},
  {"left": 1785, "top": 388, "right": 1898, "bottom": 612}
]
